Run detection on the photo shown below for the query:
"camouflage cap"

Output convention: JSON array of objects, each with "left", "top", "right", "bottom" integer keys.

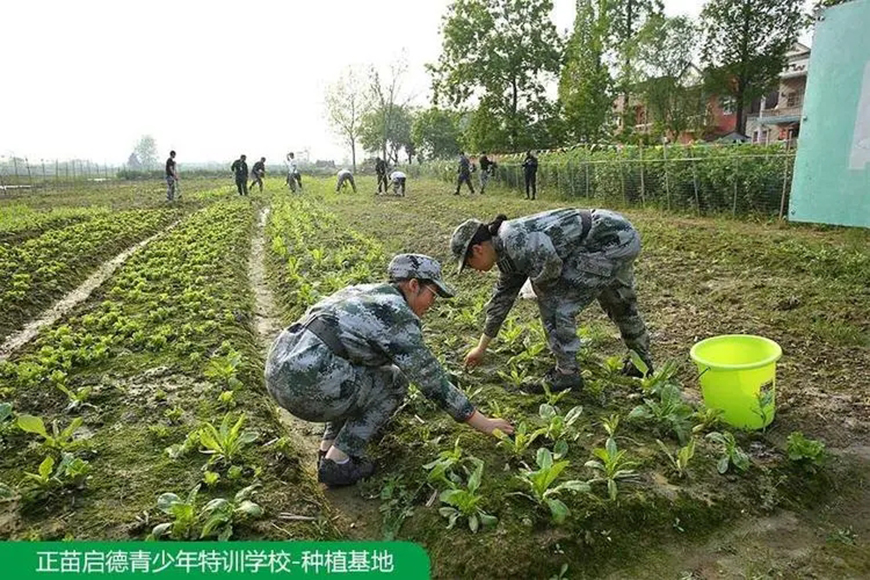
[
  {"left": 388, "top": 253, "right": 455, "bottom": 298},
  {"left": 450, "top": 219, "right": 484, "bottom": 273}
]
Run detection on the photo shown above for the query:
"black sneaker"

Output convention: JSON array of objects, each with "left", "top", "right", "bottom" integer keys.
[
  {"left": 622, "top": 355, "right": 654, "bottom": 378},
  {"left": 523, "top": 368, "right": 583, "bottom": 394},
  {"left": 318, "top": 457, "right": 375, "bottom": 487},
  {"left": 317, "top": 449, "right": 327, "bottom": 469}
]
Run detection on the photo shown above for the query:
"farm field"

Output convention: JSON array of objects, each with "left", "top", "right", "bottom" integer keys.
[{"left": 1, "top": 177, "right": 868, "bottom": 579}]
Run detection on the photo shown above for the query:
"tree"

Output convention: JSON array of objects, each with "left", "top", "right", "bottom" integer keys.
[
  {"left": 428, "top": 0, "right": 563, "bottom": 151},
  {"left": 126, "top": 152, "right": 142, "bottom": 170},
  {"left": 359, "top": 105, "right": 414, "bottom": 165},
  {"left": 411, "top": 107, "right": 462, "bottom": 160},
  {"left": 606, "top": 0, "right": 664, "bottom": 136},
  {"left": 132, "top": 135, "right": 157, "bottom": 170},
  {"left": 368, "top": 61, "right": 411, "bottom": 164},
  {"left": 325, "top": 67, "right": 367, "bottom": 172},
  {"left": 635, "top": 15, "right": 707, "bottom": 139},
  {"left": 700, "top": 0, "right": 804, "bottom": 135},
  {"left": 559, "top": 0, "right": 613, "bottom": 143}
]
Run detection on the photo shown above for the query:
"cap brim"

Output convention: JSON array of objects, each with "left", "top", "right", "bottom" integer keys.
[
  {"left": 456, "top": 238, "right": 474, "bottom": 274},
  {"left": 432, "top": 279, "right": 456, "bottom": 298}
]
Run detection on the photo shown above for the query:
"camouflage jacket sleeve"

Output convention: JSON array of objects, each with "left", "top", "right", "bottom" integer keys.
[
  {"left": 483, "top": 270, "right": 526, "bottom": 338},
  {"left": 380, "top": 314, "right": 475, "bottom": 422}
]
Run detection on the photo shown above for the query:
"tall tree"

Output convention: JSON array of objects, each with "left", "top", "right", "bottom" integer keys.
[
  {"left": 360, "top": 105, "right": 414, "bottom": 165},
  {"left": 324, "top": 67, "right": 366, "bottom": 172},
  {"left": 700, "top": 0, "right": 804, "bottom": 135},
  {"left": 411, "top": 108, "right": 463, "bottom": 161},
  {"left": 606, "top": 0, "right": 664, "bottom": 136},
  {"left": 368, "top": 60, "right": 410, "bottom": 164},
  {"left": 132, "top": 135, "right": 157, "bottom": 170},
  {"left": 428, "top": 0, "right": 563, "bottom": 151},
  {"left": 636, "top": 15, "right": 706, "bottom": 139},
  {"left": 559, "top": 0, "right": 613, "bottom": 143}
]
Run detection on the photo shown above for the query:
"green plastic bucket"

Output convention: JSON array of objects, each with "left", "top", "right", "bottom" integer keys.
[{"left": 689, "top": 334, "right": 782, "bottom": 430}]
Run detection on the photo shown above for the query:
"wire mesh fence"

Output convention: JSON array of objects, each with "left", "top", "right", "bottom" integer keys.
[
  {"left": 0, "top": 156, "right": 122, "bottom": 192},
  {"left": 414, "top": 143, "right": 796, "bottom": 219}
]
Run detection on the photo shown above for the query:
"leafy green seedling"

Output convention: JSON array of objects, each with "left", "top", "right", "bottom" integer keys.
[
  {"left": 204, "top": 350, "right": 243, "bottom": 390},
  {"left": 786, "top": 432, "right": 825, "bottom": 471},
  {"left": 514, "top": 447, "right": 589, "bottom": 524},
  {"left": 585, "top": 437, "right": 637, "bottom": 501},
  {"left": 17, "top": 415, "right": 82, "bottom": 451},
  {"left": 657, "top": 438, "right": 696, "bottom": 479},
  {"left": 691, "top": 407, "right": 724, "bottom": 434},
  {"left": 151, "top": 484, "right": 201, "bottom": 540},
  {"left": 200, "top": 484, "right": 264, "bottom": 541},
  {"left": 628, "top": 384, "right": 694, "bottom": 443},
  {"left": 203, "top": 471, "right": 220, "bottom": 487},
  {"left": 706, "top": 431, "right": 750, "bottom": 474},
  {"left": 199, "top": 413, "right": 258, "bottom": 465},
  {"left": 53, "top": 383, "right": 94, "bottom": 413},
  {"left": 497, "top": 366, "right": 530, "bottom": 390},
  {"left": 601, "top": 413, "right": 620, "bottom": 439},
  {"left": 539, "top": 404, "right": 583, "bottom": 442},
  {"left": 423, "top": 438, "right": 464, "bottom": 487},
  {"left": 541, "top": 381, "right": 570, "bottom": 407},
  {"left": 494, "top": 422, "right": 545, "bottom": 458},
  {"left": 438, "top": 458, "right": 497, "bottom": 533}
]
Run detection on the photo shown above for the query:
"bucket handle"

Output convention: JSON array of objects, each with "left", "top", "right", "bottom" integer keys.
[{"left": 698, "top": 367, "right": 712, "bottom": 379}]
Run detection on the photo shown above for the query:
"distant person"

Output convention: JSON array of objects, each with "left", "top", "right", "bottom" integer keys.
[
  {"left": 336, "top": 168, "right": 357, "bottom": 193},
  {"left": 285, "top": 152, "right": 302, "bottom": 192},
  {"left": 375, "top": 157, "right": 388, "bottom": 194},
  {"left": 390, "top": 170, "right": 406, "bottom": 196},
  {"left": 454, "top": 152, "right": 475, "bottom": 195},
  {"left": 231, "top": 154, "right": 249, "bottom": 196},
  {"left": 522, "top": 150, "right": 538, "bottom": 200},
  {"left": 250, "top": 157, "right": 266, "bottom": 193},
  {"left": 479, "top": 151, "right": 496, "bottom": 195},
  {"left": 165, "top": 150, "right": 179, "bottom": 201}
]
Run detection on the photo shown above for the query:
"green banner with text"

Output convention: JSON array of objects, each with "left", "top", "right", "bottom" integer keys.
[{"left": 0, "top": 542, "right": 430, "bottom": 579}]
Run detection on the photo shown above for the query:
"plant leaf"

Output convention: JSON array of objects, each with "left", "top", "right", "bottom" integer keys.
[
  {"left": 546, "top": 498, "right": 569, "bottom": 524},
  {"left": 17, "top": 415, "right": 48, "bottom": 438}
]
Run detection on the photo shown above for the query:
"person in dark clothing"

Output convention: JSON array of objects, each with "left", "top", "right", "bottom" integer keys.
[
  {"left": 165, "top": 150, "right": 179, "bottom": 201},
  {"left": 454, "top": 152, "right": 475, "bottom": 195},
  {"left": 231, "top": 155, "right": 249, "bottom": 196},
  {"left": 250, "top": 157, "right": 266, "bottom": 193},
  {"left": 375, "top": 157, "right": 388, "bottom": 194},
  {"left": 522, "top": 150, "right": 538, "bottom": 200},
  {"left": 478, "top": 152, "right": 496, "bottom": 195}
]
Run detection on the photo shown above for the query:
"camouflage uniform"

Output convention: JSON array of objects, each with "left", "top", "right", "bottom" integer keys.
[
  {"left": 453, "top": 209, "right": 651, "bottom": 372},
  {"left": 265, "top": 255, "right": 474, "bottom": 457}
]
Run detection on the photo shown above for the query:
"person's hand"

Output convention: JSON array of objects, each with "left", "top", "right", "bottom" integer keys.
[
  {"left": 464, "top": 346, "right": 486, "bottom": 369},
  {"left": 466, "top": 410, "right": 514, "bottom": 436}
]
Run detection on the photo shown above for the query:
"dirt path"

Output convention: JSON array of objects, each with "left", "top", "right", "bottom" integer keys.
[
  {"left": 0, "top": 219, "right": 181, "bottom": 362},
  {"left": 247, "top": 206, "right": 384, "bottom": 539}
]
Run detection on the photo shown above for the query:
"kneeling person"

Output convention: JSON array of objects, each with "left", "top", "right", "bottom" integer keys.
[{"left": 265, "top": 254, "right": 513, "bottom": 487}]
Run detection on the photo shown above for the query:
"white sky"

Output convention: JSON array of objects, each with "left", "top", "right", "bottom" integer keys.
[{"left": 0, "top": 0, "right": 814, "bottom": 165}]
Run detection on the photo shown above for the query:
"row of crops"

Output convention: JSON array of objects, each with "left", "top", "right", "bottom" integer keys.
[{"left": 0, "top": 198, "right": 333, "bottom": 541}]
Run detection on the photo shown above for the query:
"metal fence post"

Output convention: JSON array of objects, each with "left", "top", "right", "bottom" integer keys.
[
  {"left": 779, "top": 141, "right": 791, "bottom": 220},
  {"left": 663, "top": 142, "right": 671, "bottom": 211},
  {"left": 639, "top": 144, "right": 646, "bottom": 208},
  {"left": 13, "top": 157, "right": 20, "bottom": 184},
  {"left": 731, "top": 156, "right": 739, "bottom": 216},
  {"left": 26, "top": 157, "right": 33, "bottom": 189}
]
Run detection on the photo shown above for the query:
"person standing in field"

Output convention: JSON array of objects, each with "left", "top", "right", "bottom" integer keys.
[
  {"left": 264, "top": 253, "right": 513, "bottom": 487},
  {"left": 522, "top": 150, "right": 538, "bottom": 200},
  {"left": 250, "top": 157, "right": 266, "bottom": 193},
  {"left": 450, "top": 209, "right": 653, "bottom": 393},
  {"left": 454, "top": 152, "right": 475, "bottom": 195},
  {"left": 285, "top": 152, "right": 303, "bottom": 192},
  {"left": 336, "top": 168, "right": 357, "bottom": 193},
  {"left": 478, "top": 151, "right": 496, "bottom": 195},
  {"left": 231, "top": 154, "right": 249, "bottom": 196},
  {"left": 389, "top": 170, "right": 406, "bottom": 196},
  {"left": 165, "top": 150, "right": 179, "bottom": 201},
  {"left": 375, "top": 157, "right": 389, "bottom": 194}
]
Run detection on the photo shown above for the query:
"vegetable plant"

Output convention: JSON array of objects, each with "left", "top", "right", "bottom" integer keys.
[
  {"left": 786, "top": 432, "right": 825, "bottom": 471},
  {"left": 628, "top": 384, "right": 694, "bottom": 443},
  {"left": 204, "top": 350, "right": 244, "bottom": 390},
  {"left": 706, "top": 431, "right": 750, "bottom": 474},
  {"left": 423, "top": 438, "right": 465, "bottom": 487},
  {"left": 438, "top": 458, "right": 497, "bottom": 533},
  {"left": 199, "top": 484, "right": 264, "bottom": 541},
  {"left": 495, "top": 422, "right": 545, "bottom": 458},
  {"left": 585, "top": 437, "right": 637, "bottom": 501},
  {"left": 657, "top": 438, "right": 696, "bottom": 479},
  {"left": 199, "top": 413, "right": 258, "bottom": 465},
  {"left": 17, "top": 415, "right": 82, "bottom": 451},
  {"left": 538, "top": 404, "right": 583, "bottom": 442},
  {"left": 514, "top": 448, "right": 590, "bottom": 524},
  {"left": 150, "top": 484, "right": 201, "bottom": 540}
]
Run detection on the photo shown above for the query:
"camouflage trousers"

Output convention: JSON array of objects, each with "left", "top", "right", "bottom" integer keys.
[
  {"left": 265, "top": 326, "right": 408, "bottom": 457},
  {"left": 336, "top": 173, "right": 356, "bottom": 193},
  {"left": 533, "top": 227, "right": 650, "bottom": 372},
  {"left": 479, "top": 170, "right": 490, "bottom": 193},
  {"left": 166, "top": 176, "right": 177, "bottom": 201}
]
